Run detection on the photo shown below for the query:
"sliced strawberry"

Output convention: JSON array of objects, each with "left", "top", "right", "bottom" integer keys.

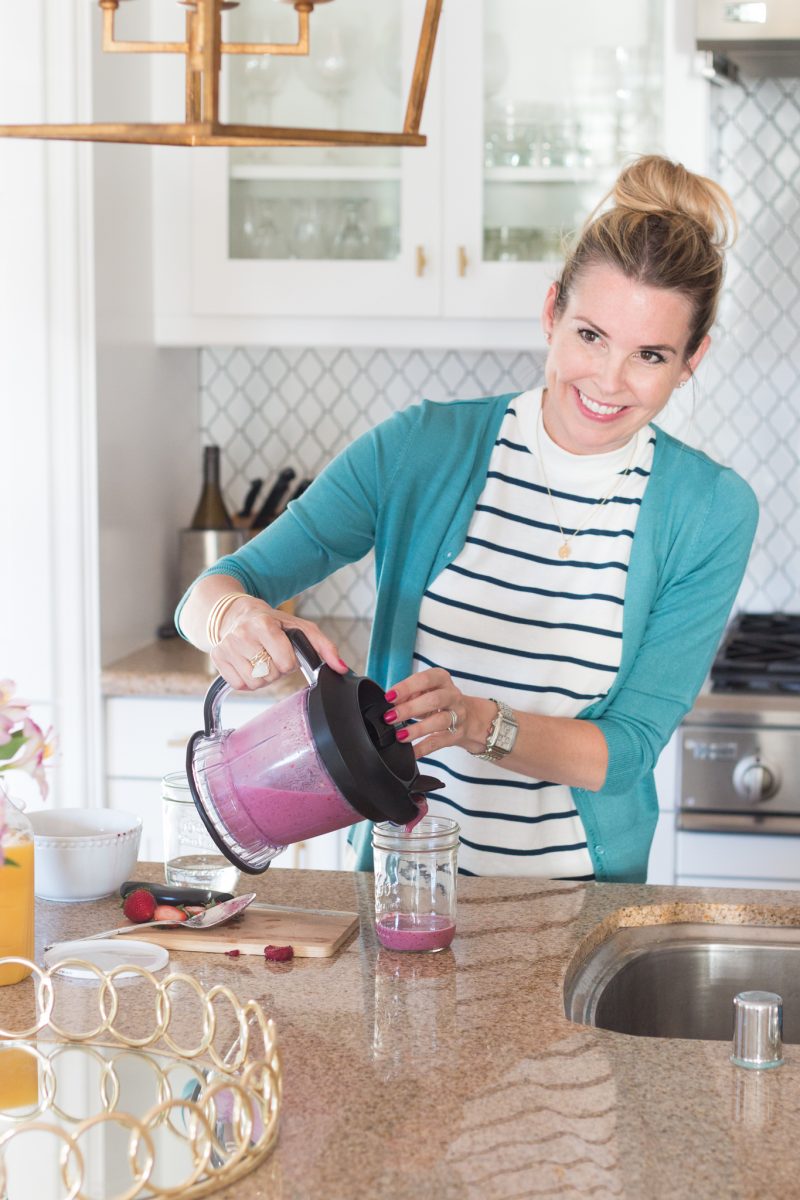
[
  {"left": 153, "top": 904, "right": 187, "bottom": 922},
  {"left": 264, "top": 944, "right": 293, "bottom": 962}
]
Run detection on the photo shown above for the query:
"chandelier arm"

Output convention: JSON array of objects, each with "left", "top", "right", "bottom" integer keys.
[
  {"left": 222, "top": 11, "right": 310, "bottom": 56},
  {"left": 100, "top": 1, "right": 187, "bottom": 54},
  {"left": 403, "top": 0, "right": 443, "bottom": 135}
]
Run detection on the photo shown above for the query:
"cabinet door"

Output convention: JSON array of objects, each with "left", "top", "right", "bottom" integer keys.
[
  {"left": 442, "top": 0, "right": 708, "bottom": 322},
  {"left": 189, "top": 0, "right": 442, "bottom": 319}
]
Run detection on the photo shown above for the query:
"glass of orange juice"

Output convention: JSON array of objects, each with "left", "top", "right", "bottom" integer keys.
[{"left": 0, "top": 796, "right": 34, "bottom": 986}]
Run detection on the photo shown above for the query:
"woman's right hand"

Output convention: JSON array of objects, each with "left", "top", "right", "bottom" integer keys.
[{"left": 211, "top": 595, "right": 349, "bottom": 691}]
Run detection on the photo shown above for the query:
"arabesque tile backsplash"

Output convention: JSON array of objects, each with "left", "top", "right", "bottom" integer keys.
[{"left": 201, "top": 76, "right": 800, "bottom": 620}]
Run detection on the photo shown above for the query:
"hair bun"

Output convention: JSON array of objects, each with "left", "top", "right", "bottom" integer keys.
[{"left": 612, "top": 154, "right": 737, "bottom": 249}]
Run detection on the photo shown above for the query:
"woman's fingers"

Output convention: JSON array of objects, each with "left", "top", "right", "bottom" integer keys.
[{"left": 214, "top": 603, "right": 348, "bottom": 691}]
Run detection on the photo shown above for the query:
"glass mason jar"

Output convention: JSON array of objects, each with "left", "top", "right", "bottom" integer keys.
[
  {"left": 162, "top": 772, "right": 240, "bottom": 894},
  {"left": 0, "top": 791, "right": 35, "bottom": 986},
  {"left": 372, "top": 816, "right": 459, "bottom": 953}
]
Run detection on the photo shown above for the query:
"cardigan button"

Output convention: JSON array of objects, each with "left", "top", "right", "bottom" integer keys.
[{"left": 594, "top": 845, "right": 605, "bottom": 855}]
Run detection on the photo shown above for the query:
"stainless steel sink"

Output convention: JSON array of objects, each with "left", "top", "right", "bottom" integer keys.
[{"left": 564, "top": 923, "right": 800, "bottom": 1042}]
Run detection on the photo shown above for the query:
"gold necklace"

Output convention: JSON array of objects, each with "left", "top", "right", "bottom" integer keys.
[{"left": 535, "top": 406, "right": 640, "bottom": 560}]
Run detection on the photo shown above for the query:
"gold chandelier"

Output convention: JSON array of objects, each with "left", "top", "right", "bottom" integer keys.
[{"left": 0, "top": 0, "right": 443, "bottom": 148}]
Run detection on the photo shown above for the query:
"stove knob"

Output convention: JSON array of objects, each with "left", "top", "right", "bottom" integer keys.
[{"left": 732, "top": 756, "right": 781, "bottom": 803}]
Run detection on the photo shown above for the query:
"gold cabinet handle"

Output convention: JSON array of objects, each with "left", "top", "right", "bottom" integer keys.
[
  {"left": 458, "top": 245, "right": 469, "bottom": 277},
  {"left": 415, "top": 245, "right": 427, "bottom": 277}
]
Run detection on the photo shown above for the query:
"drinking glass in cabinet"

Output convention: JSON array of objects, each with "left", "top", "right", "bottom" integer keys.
[
  {"left": 306, "top": 20, "right": 362, "bottom": 130},
  {"left": 289, "top": 200, "right": 328, "bottom": 259},
  {"left": 485, "top": 100, "right": 535, "bottom": 169},
  {"left": 241, "top": 197, "right": 287, "bottom": 259},
  {"left": 242, "top": 53, "right": 288, "bottom": 126},
  {"left": 331, "top": 199, "right": 372, "bottom": 259}
]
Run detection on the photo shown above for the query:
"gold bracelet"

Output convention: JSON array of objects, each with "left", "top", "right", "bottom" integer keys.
[{"left": 206, "top": 591, "right": 246, "bottom": 647}]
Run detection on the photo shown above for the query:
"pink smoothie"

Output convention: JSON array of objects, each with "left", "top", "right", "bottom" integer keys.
[
  {"left": 205, "top": 692, "right": 362, "bottom": 850},
  {"left": 375, "top": 913, "right": 456, "bottom": 952}
]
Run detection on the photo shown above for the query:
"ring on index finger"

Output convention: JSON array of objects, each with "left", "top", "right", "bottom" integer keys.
[{"left": 447, "top": 709, "right": 458, "bottom": 735}]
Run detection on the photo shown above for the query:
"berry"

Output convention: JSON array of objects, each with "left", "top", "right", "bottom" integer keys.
[
  {"left": 153, "top": 904, "right": 187, "bottom": 922},
  {"left": 224, "top": 949, "right": 241, "bottom": 958},
  {"left": 263, "top": 945, "right": 293, "bottom": 963},
  {"left": 184, "top": 905, "right": 206, "bottom": 915},
  {"left": 122, "top": 889, "right": 156, "bottom": 923}
]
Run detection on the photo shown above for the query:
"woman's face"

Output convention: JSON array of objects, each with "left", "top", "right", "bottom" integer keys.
[{"left": 541, "top": 263, "right": 710, "bottom": 455}]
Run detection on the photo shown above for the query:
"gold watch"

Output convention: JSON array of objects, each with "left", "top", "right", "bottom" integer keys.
[{"left": 474, "top": 699, "right": 518, "bottom": 761}]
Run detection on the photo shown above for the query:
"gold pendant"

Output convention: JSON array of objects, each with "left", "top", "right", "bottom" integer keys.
[{"left": 558, "top": 542, "right": 571, "bottom": 560}]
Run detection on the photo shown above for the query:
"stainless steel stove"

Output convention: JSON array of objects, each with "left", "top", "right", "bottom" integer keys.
[{"left": 679, "top": 613, "right": 800, "bottom": 838}]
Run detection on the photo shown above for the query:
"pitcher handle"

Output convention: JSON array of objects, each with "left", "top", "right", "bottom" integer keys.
[
  {"left": 285, "top": 627, "right": 324, "bottom": 687},
  {"left": 203, "top": 675, "right": 231, "bottom": 737}
]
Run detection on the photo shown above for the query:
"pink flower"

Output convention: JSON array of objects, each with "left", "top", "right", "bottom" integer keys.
[{"left": 0, "top": 683, "right": 58, "bottom": 829}]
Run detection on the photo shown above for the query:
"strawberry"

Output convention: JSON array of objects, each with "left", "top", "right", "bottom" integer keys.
[
  {"left": 183, "top": 905, "right": 206, "bottom": 916},
  {"left": 264, "top": 944, "right": 293, "bottom": 963},
  {"left": 122, "top": 888, "right": 156, "bottom": 923},
  {"left": 153, "top": 904, "right": 187, "bottom": 923}
]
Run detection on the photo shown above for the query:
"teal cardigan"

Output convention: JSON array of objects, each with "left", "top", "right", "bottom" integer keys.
[{"left": 177, "top": 394, "right": 759, "bottom": 883}]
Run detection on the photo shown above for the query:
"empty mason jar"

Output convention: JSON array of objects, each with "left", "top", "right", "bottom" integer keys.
[
  {"left": 162, "top": 772, "right": 240, "bottom": 893},
  {"left": 372, "top": 816, "right": 459, "bottom": 953}
]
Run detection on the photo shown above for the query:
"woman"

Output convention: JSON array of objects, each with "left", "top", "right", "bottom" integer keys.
[{"left": 177, "top": 155, "right": 758, "bottom": 883}]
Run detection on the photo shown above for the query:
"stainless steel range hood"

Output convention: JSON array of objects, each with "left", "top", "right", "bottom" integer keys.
[{"left": 697, "top": 1, "right": 800, "bottom": 76}]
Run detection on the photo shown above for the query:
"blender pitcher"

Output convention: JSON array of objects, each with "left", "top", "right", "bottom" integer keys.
[{"left": 186, "top": 629, "right": 442, "bottom": 873}]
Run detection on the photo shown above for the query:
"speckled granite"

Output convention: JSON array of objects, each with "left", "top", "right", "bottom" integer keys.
[
  {"left": 101, "top": 617, "right": 373, "bottom": 696},
  {"left": 5, "top": 867, "right": 800, "bottom": 1199}
]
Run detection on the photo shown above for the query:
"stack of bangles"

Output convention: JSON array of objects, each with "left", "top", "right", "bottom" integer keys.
[{"left": 206, "top": 591, "right": 247, "bottom": 647}]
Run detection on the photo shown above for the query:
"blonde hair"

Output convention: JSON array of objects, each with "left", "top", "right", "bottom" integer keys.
[{"left": 554, "top": 155, "right": 738, "bottom": 359}]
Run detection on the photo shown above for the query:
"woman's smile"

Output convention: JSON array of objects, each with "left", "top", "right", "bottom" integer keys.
[{"left": 575, "top": 387, "right": 627, "bottom": 420}]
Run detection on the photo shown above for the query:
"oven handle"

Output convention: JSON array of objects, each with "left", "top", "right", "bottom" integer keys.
[{"left": 678, "top": 811, "right": 800, "bottom": 836}]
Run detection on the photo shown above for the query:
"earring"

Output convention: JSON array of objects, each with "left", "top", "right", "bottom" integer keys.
[
  {"left": 677, "top": 379, "right": 687, "bottom": 389},
  {"left": 545, "top": 332, "right": 552, "bottom": 344}
]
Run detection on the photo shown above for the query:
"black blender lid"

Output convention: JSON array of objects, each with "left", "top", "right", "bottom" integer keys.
[{"left": 289, "top": 630, "right": 442, "bottom": 823}]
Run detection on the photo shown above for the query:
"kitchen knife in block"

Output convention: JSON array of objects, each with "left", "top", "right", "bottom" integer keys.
[{"left": 132, "top": 904, "right": 359, "bottom": 958}]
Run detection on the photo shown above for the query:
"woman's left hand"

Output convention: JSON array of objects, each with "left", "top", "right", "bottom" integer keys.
[{"left": 382, "top": 668, "right": 496, "bottom": 760}]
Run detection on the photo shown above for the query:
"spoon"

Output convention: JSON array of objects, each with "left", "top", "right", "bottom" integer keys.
[{"left": 43, "top": 893, "right": 257, "bottom": 952}]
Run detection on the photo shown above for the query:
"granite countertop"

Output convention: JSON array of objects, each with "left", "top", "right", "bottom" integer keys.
[
  {"left": 9, "top": 867, "right": 800, "bottom": 1199},
  {"left": 101, "top": 617, "right": 373, "bottom": 696}
]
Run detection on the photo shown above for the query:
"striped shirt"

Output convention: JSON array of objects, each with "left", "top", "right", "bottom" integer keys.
[{"left": 414, "top": 388, "right": 656, "bottom": 878}]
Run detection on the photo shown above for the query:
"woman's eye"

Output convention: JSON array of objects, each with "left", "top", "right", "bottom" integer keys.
[
  {"left": 578, "top": 328, "right": 600, "bottom": 345},
  {"left": 639, "top": 350, "right": 667, "bottom": 365}
]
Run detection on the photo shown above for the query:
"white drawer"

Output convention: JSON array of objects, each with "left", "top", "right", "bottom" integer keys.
[
  {"left": 105, "top": 695, "right": 268, "bottom": 779},
  {"left": 676, "top": 830, "right": 800, "bottom": 882},
  {"left": 676, "top": 876, "right": 800, "bottom": 891}
]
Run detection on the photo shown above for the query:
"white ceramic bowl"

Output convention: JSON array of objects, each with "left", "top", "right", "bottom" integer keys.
[{"left": 31, "top": 808, "right": 143, "bottom": 902}]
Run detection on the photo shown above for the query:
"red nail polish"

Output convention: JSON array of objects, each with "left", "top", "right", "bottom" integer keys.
[
  {"left": 338, "top": 659, "right": 349, "bottom": 671},
  {"left": 396, "top": 728, "right": 409, "bottom": 742},
  {"left": 385, "top": 689, "right": 397, "bottom": 702},
  {"left": 383, "top": 709, "right": 397, "bottom": 723}
]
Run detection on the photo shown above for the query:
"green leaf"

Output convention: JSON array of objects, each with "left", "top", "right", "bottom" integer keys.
[
  {"left": 0, "top": 731, "right": 26, "bottom": 762},
  {"left": 2, "top": 857, "right": 20, "bottom": 869}
]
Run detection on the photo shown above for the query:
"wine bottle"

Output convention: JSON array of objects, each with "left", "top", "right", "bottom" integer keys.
[
  {"left": 250, "top": 467, "right": 296, "bottom": 530},
  {"left": 189, "top": 446, "right": 233, "bottom": 530}
]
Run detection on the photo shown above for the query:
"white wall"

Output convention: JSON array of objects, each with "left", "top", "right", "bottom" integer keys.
[{"left": 91, "top": 2, "right": 198, "bottom": 664}]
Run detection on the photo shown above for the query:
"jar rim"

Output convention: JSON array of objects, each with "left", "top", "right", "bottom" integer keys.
[
  {"left": 162, "top": 771, "right": 193, "bottom": 802},
  {"left": 372, "top": 815, "right": 459, "bottom": 851}
]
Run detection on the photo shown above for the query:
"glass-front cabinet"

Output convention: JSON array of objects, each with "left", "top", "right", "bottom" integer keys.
[
  {"left": 159, "top": 0, "right": 707, "bottom": 338},
  {"left": 189, "top": 0, "right": 442, "bottom": 319}
]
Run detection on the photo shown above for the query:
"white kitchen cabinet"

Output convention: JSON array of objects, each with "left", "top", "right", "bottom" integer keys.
[
  {"left": 154, "top": 0, "right": 709, "bottom": 346},
  {"left": 676, "top": 830, "right": 800, "bottom": 891},
  {"left": 104, "top": 696, "right": 347, "bottom": 872}
]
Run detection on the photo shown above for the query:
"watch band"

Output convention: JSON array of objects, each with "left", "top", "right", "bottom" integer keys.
[{"left": 473, "top": 698, "right": 519, "bottom": 762}]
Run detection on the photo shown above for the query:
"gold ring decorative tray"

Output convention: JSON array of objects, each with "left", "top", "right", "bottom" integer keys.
[{"left": 0, "top": 956, "right": 281, "bottom": 1200}]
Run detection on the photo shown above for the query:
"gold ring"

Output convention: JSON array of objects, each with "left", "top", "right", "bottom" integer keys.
[
  {"left": 447, "top": 709, "right": 458, "bottom": 735},
  {"left": 249, "top": 649, "right": 272, "bottom": 679}
]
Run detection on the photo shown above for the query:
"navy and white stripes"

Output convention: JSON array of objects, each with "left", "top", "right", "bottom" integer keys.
[{"left": 414, "top": 389, "right": 655, "bottom": 879}]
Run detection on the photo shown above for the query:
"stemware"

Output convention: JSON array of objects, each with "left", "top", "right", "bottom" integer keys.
[
  {"left": 289, "top": 199, "right": 328, "bottom": 259},
  {"left": 241, "top": 197, "right": 286, "bottom": 259},
  {"left": 331, "top": 199, "right": 372, "bottom": 259}
]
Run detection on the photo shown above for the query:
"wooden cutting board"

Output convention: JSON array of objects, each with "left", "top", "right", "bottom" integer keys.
[{"left": 133, "top": 904, "right": 359, "bottom": 959}]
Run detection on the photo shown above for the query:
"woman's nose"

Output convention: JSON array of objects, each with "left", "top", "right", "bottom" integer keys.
[{"left": 597, "top": 355, "right": 627, "bottom": 396}]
